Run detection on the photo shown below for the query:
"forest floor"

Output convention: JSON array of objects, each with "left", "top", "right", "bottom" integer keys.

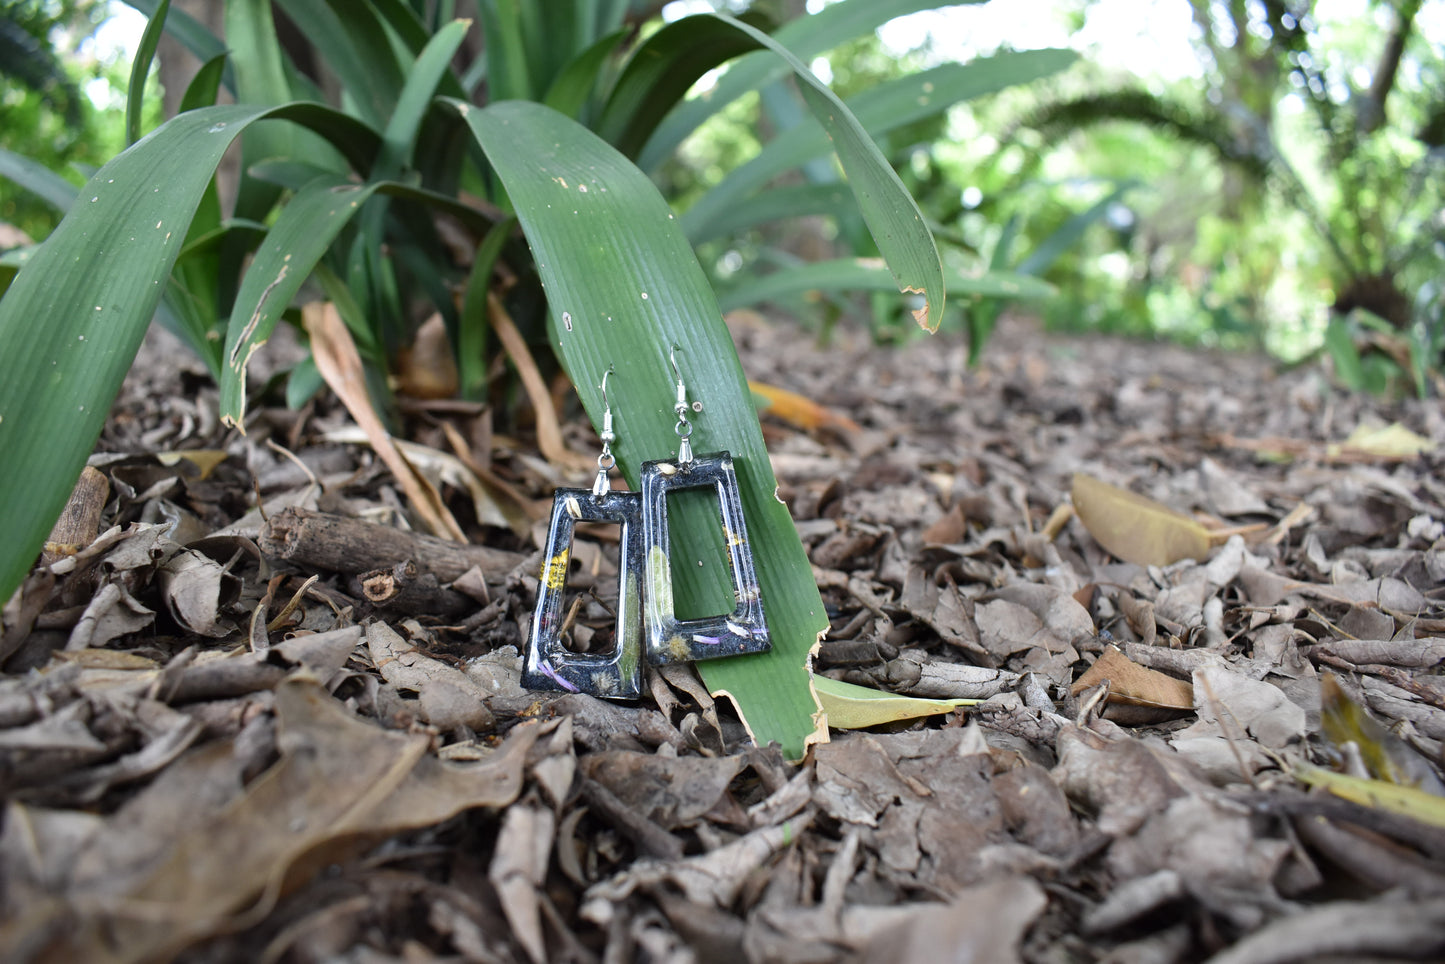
[{"left": 3, "top": 314, "right": 1445, "bottom": 964}]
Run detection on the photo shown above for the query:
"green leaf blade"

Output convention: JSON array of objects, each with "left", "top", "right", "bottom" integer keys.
[
  {"left": 456, "top": 98, "right": 827, "bottom": 758},
  {"left": 685, "top": 53, "right": 1076, "bottom": 240},
  {"left": 638, "top": 0, "right": 964, "bottom": 171},
  {"left": 716, "top": 258, "right": 1053, "bottom": 313},
  {"left": 0, "top": 147, "right": 78, "bottom": 214},
  {"left": 700, "top": 13, "right": 946, "bottom": 330},
  {"left": 0, "top": 105, "right": 274, "bottom": 602},
  {"left": 378, "top": 18, "right": 472, "bottom": 175},
  {"left": 0, "top": 102, "right": 378, "bottom": 604},
  {"left": 126, "top": 0, "right": 171, "bottom": 146},
  {"left": 220, "top": 175, "right": 385, "bottom": 426},
  {"left": 597, "top": 15, "right": 762, "bottom": 158}
]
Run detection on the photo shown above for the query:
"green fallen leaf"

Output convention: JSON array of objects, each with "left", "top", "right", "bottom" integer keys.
[
  {"left": 813, "top": 674, "right": 977, "bottom": 729},
  {"left": 1295, "top": 763, "right": 1445, "bottom": 829}
]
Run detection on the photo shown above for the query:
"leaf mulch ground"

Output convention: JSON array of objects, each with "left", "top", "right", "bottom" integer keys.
[{"left": 3, "top": 314, "right": 1444, "bottom": 963}]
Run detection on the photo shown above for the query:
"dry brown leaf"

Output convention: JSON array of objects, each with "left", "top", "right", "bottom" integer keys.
[
  {"left": 921, "top": 503, "right": 968, "bottom": 544},
  {"left": 303, "top": 302, "right": 466, "bottom": 542},
  {"left": 3, "top": 675, "right": 538, "bottom": 963},
  {"left": 489, "top": 801, "right": 555, "bottom": 964},
  {"left": 322, "top": 425, "right": 513, "bottom": 530},
  {"left": 489, "top": 292, "right": 588, "bottom": 472},
  {"left": 1071, "top": 473, "right": 1212, "bottom": 567},
  {"left": 394, "top": 311, "right": 459, "bottom": 399},
  {"left": 1071, "top": 645, "right": 1194, "bottom": 709},
  {"left": 852, "top": 875, "right": 1047, "bottom": 964},
  {"left": 157, "top": 548, "right": 238, "bottom": 637}
]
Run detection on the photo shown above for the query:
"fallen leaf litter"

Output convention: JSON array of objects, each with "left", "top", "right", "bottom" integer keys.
[{"left": 2, "top": 315, "right": 1444, "bottom": 962}]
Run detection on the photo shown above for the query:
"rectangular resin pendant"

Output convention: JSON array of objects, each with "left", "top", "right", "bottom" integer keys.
[
  {"left": 521, "top": 488, "right": 644, "bottom": 699},
  {"left": 639, "top": 451, "right": 771, "bottom": 665}
]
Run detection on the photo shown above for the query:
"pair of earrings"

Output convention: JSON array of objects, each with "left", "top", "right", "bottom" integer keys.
[{"left": 522, "top": 347, "right": 771, "bottom": 699}]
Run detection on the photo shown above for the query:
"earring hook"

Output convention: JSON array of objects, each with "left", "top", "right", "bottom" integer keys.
[
  {"left": 668, "top": 344, "right": 694, "bottom": 464},
  {"left": 593, "top": 365, "right": 617, "bottom": 498},
  {"left": 599, "top": 364, "right": 614, "bottom": 412}
]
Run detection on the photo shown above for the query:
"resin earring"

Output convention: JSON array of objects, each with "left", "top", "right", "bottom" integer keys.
[
  {"left": 522, "top": 367, "right": 644, "bottom": 698},
  {"left": 639, "top": 345, "right": 771, "bottom": 665}
]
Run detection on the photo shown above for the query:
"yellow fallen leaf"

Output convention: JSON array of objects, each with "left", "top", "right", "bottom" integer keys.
[
  {"left": 1070, "top": 644, "right": 1193, "bottom": 709},
  {"left": 1319, "top": 673, "right": 1444, "bottom": 793},
  {"left": 812, "top": 674, "right": 976, "bottom": 729},
  {"left": 155, "top": 449, "right": 230, "bottom": 480},
  {"left": 1294, "top": 763, "right": 1445, "bottom": 829},
  {"left": 1071, "top": 473, "right": 1212, "bottom": 567},
  {"left": 54, "top": 649, "right": 159, "bottom": 670},
  {"left": 750, "top": 380, "right": 861, "bottom": 434},
  {"left": 1329, "top": 421, "right": 1435, "bottom": 460}
]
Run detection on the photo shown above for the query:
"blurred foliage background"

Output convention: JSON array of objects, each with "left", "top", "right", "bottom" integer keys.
[
  {"left": 3, "top": 0, "right": 1443, "bottom": 379},
  {"left": 667, "top": 0, "right": 1445, "bottom": 375},
  {"left": 0, "top": 0, "right": 160, "bottom": 241}
]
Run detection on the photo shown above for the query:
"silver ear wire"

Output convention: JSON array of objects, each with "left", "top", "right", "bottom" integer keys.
[
  {"left": 593, "top": 365, "right": 617, "bottom": 498},
  {"left": 669, "top": 345, "right": 694, "bottom": 464}
]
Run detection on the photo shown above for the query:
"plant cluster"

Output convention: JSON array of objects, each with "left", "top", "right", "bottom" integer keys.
[{"left": 0, "top": 0, "right": 1074, "bottom": 753}]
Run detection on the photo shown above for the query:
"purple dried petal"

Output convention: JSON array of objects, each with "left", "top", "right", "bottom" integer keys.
[{"left": 538, "top": 659, "right": 579, "bottom": 692}]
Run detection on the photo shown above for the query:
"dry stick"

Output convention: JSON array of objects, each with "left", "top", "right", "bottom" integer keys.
[
  {"left": 303, "top": 302, "right": 467, "bottom": 542},
  {"left": 41, "top": 465, "right": 109, "bottom": 565},
  {"left": 578, "top": 777, "right": 684, "bottom": 861},
  {"left": 259, "top": 506, "right": 524, "bottom": 584}
]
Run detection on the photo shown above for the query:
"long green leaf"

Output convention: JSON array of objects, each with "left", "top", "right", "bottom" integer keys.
[
  {"left": 638, "top": 0, "right": 961, "bottom": 171},
  {"left": 275, "top": 0, "right": 401, "bottom": 128},
  {"left": 596, "top": 15, "right": 762, "bottom": 158},
  {"left": 220, "top": 175, "right": 385, "bottom": 425},
  {"left": 457, "top": 98, "right": 827, "bottom": 758},
  {"left": 178, "top": 53, "right": 229, "bottom": 113},
  {"left": 716, "top": 259, "right": 1054, "bottom": 313},
  {"left": 1017, "top": 182, "right": 1134, "bottom": 275},
  {"left": 543, "top": 30, "right": 628, "bottom": 122},
  {"left": 123, "top": 0, "right": 233, "bottom": 95},
  {"left": 0, "top": 147, "right": 78, "bottom": 214},
  {"left": 477, "top": 0, "right": 534, "bottom": 102},
  {"left": 364, "top": 0, "right": 433, "bottom": 56},
  {"left": 125, "top": 0, "right": 170, "bottom": 146},
  {"left": 458, "top": 218, "right": 513, "bottom": 400},
  {"left": 226, "top": 0, "right": 296, "bottom": 222},
  {"left": 682, "top": 49, "right": 1077, "bottom": 253},
  {"left": 0, "top": 102, "right": 375, "bottom": 605},
  {"left": 378, "top": 19, "right": 471, "bottom": 175},
  {"left": 699, "top": 13, "right": 946, "bottom": 330},
  {"left": 218, "top": 172, "right": 494, "bottom": 425},
  {"left": 688, "top": 182, "right": 854, "bottom": 245}
]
